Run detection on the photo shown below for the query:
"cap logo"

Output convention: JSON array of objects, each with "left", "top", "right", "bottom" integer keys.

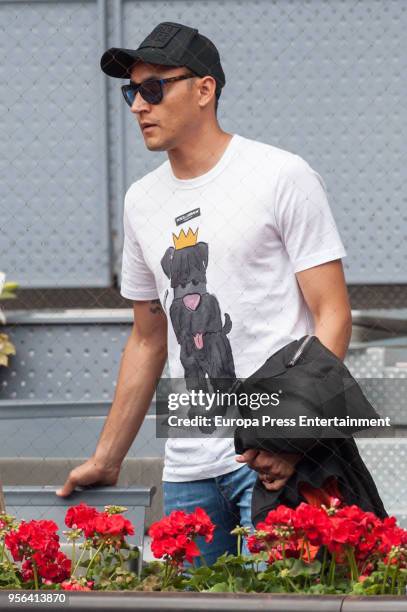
[{"left": 140, "top": 24, "right": 181, "bottom": 49}]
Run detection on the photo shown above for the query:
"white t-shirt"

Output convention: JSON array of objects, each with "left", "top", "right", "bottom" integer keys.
[{"left": 120, "top": 134, "right": 347, "bottom": 482}]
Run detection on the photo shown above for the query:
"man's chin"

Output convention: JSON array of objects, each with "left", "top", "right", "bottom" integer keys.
[{"left": 144, "top": 139, "right": 168, "bottom": 152}]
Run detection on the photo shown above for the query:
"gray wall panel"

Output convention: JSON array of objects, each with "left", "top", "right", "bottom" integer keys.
[
  {"left": 1, "top": 0, "right": 405, "bottom": 287},
  {"left": 118, "top": 0, "right": 406, "bottom": 284},
  {"left": 0, "top": 0, "right": 111, "bottom": 287},
  {"left": 0, "top": 320, "right": 130, "bottom": 401},
  {"left": 0, "top": 416, "right": 164, "bottom": 458}
]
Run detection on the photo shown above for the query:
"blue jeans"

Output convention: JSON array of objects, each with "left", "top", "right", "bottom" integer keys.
[{"left": 163, "top": 464, "right": 257, "bottom": 565}]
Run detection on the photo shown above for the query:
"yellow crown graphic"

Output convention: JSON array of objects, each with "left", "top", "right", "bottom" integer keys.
[{"left": 172, "top": 227, "right": 198, "bottom": 250}]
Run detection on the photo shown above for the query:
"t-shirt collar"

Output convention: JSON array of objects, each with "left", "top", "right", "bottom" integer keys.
[{"left": 164, "top": 134, "right": 241, "bottom": 189}]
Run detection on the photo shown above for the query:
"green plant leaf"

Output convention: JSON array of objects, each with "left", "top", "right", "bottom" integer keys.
[
  {"left": 208, "top": 582, "right": 231, "bottom": 592},
  {"left": 289, "top": 559, "right": 321, "bottom": 577}
]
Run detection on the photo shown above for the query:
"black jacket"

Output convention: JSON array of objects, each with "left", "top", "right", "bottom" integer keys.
[{"left": 233, "top": 335, "right": 387, "bottom": 524}]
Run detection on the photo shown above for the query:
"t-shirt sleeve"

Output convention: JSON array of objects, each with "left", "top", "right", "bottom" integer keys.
[
  {"left": 120, "top": 195, "right": 159, "bottom": 301},
  {"left": 274, "top": 155, "right": 347, "bottom": 273}
]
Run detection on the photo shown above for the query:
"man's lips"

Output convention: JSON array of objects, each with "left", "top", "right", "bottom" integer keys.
[{"left": 141, "top": 123, "right": 157, "bottom": 132}]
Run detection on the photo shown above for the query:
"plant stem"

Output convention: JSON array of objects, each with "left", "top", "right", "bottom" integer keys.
[
  {"left": 350, "top": 549, "right": 359, "bottom": 582},
  {"left": 345, "top": 547, "right": 359, "bottom": 583},
  {"left": 320, "top": 546, "right": 328, "bottom": 584},
  {"left": 345, "top": 549, "right": 353, "bottom": 582},
  {"left": 303, "top": 539, "right": 311, "bottom": 591},
  {"left": 281, "top": 542, "right": 286, "bottom": 566},
  {"left": 1, "top": 545, "right": 12, "bottom": 565},
  {"left": 163, "top": 561, "right": 168, "bottom": 587},
  {"left": 237, "top": 533, "right": 241, "bottom": 558},
  {"left": 224, "top": 564, "right": 235, "bottom": 591},
  {"left": 391, "top": 566, "right": 399, "bottom": 595},
  {"left": 86, "top": 541, "right": 105, "bottom": 579},
  {"left": 287, "top": 577, "right": 301, "bottom": 593},
  {"left": 71, "top": 544, "right": 88, "bottom": 578},
  {"left": 328, "top": 552, "right": 336, "bottom": 587},
  {"left": 118, "top": 549, "right": 124, "bottom": 569},
  {"left": 250, "top": 561, "right": 257, "bottom": 584},
  {"left": 299, "top": 538, "right": 305, "bottom": 560},
  {"left": 32, "top": 561, "right": 39, "bottom": 590},
  {"left": 305, "top": 540, "right": 311, "bottom": 563},
  {"left": 162, "top": 560, "right": 172, "bottom": 590},
  {"left": 381, "top": 556, "right": 392, "bottom": 594},
  {"left": 71, "top": 540, "right": 76, "bottom": 570}
]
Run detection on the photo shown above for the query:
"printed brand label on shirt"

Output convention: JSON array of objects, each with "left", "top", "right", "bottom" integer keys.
[{"left": 175, "top": 208, "right": 200, "bottom": 226}]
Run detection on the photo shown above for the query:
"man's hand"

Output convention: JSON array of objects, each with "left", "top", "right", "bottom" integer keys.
[
  {"left": 236, "top": 449, "right": 301, "bottom": 491},
  {"left": 55, "top": 299, "right": 167, "bottom": 500},
  {"left": 55, "top": 457, "right": 120, "bottom": 497}
]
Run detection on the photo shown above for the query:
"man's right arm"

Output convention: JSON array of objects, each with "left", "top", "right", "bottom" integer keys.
[{"left": 56, "top": 298, "right": 167, "bottom": 496}]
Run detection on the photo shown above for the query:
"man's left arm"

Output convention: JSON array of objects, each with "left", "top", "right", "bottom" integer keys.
[
  {"left": 296, "top": 258, "right": 352, "bottom": 360},
  {"left": 237, "top": 156, "right": 352, "bottom": 487},
  {"left": 236, "top": 258, "right": 352, "bottom": 488}
]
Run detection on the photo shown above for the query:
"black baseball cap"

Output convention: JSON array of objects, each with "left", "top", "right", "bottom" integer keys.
[{"left": 100, "top": 22, "right": 225, "bottom": 99}]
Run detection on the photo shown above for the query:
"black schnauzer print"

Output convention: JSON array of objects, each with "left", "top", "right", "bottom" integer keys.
[{"left": 161, "top": 227, "right": 237, "bottom": 401}]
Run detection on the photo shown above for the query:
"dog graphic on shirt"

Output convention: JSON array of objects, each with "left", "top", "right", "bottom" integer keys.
[{"left": 160, "top": 227, "right": 236, "bottom": 396}]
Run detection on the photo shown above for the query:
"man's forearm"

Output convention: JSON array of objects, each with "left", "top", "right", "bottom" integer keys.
[
  {"left": 93, "top": 329, "right": 167, "bottom": 469},
  {"left": 296, "top": 260, "right": 352, "bottom": 361},
  {"left": 314, "top": 309, "right": 352, "bottom": 361}
]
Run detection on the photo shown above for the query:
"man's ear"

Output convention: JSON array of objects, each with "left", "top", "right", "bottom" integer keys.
[{"left": 197, "top": 75, "right": 217, "bottom": 109}]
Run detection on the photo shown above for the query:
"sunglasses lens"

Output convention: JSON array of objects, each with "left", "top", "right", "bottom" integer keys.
[
  {"left": 140, "top": 80, "right": 163, "bottom": 104},
  {"left": 122, "top": 80, "right": 163, "bottom": 107},
  {"left": 122, "top": 87, "right": 136, "bottom": 107}
]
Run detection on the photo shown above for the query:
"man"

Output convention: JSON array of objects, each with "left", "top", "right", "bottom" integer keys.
[{"left": 56, "top": 22, "right": 352, "bottom": 564}]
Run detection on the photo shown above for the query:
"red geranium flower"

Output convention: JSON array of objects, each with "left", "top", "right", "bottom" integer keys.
[
  {"left": 190, "top": 507, "right": 215, "bottom": 542},
  {"left": 65, "top": 504, "right": 135, "bottom": 542},
  {"left": 92, "top": 512, "right": 135, "bottom": 538},
  {"left": 263, "top": 505, "right": 296, "bottom": 529},
  {"left": 21, "top": 559, "right": 34, "bottom": 582},
  {"left": 32, "top": 550, "right": 71, "bottom": 582},
  {"left": 5, "top": 520, "right": 71, "bottom": 585},
  {"left": 374, "top": 516, "right": 407, "bottom": 556},
  {"left": 61, "top": 579, "right": 94, "bottom": 591},
  {"left": 65, "top": 503, "right": 99, "bottom": 531},
  {"left": 5, "top": 520, "right": 60, "bottom": 562},
  {"left": 293, "top": 503, "right": 332, "bottom": 547},
  {"left": 247, "top": 534, "right": 266, "bottom": 554},
  {"left": 148, "top": 507, "right": 215, "bottom": 565}
]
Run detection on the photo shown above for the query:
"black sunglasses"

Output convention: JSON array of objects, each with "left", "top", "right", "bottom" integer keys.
[{"left": 121, "top": 73, "right": 196, "bottom": 106}]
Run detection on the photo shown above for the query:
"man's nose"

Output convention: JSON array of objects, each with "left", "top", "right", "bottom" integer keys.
[{"left": 130, "top": 91, "right": 151, "bottom": 114}]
